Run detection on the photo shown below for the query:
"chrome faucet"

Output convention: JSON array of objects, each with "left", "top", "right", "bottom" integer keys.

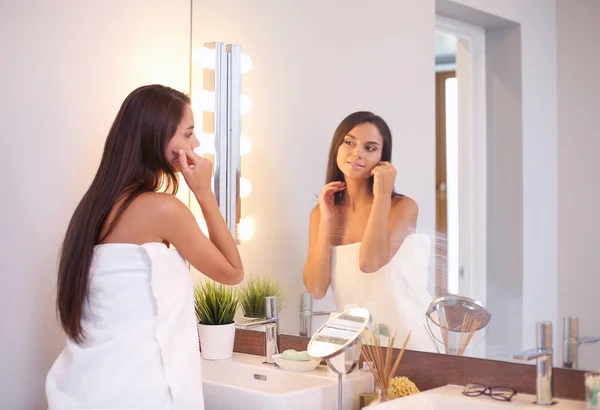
[
  {"left": 299, "top": 293, "right": 333, "bottom": 337},
  {"left": 563, "top": 316, "right": 600, "bottom": 369},
  {"left": 235, "top": 296, "right": 279, "bottom": 365},
  {"left": 513, "top": 321, "right": 554, "bottom": 406}
]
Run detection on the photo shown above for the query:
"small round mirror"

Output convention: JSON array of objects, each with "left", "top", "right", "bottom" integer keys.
[
  {"left": 307, "top": 307, "right": 371, "bottom": 360},
  {"left": 426, "top": 295, "right": 491, "bottom": 330},
  {"left": 307, "top": 307, "right": 372, "bottom": 410},
  {"left": 425, "top": 295, "right": 492, "bottom": 355}
]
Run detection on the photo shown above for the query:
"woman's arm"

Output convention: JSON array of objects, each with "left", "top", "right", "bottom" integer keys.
[
  {"left": 302, "top": 181, "right": 345, "bottom": 298},
  {"left": 359, "top": 161, "right": 418, "bottom": 272},
  {"left": 157, "top": 149, "right": 244, "bottom": 285},
  {"left": 302, "top": 206, "right": 333, "bottom": 299},
  {"left": 359, "top": 196, "right": 418, "bottom": 273},
  {"left": 157, "top": 194, "right": 244, "bottom": 285}
]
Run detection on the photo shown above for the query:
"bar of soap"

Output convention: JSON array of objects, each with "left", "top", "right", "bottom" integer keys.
[{"left": 280, "top": 349, "right": 311, "bottom": 361}]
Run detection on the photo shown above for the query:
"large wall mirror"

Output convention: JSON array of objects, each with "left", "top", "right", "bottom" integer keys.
[{"left": 188, "top": 0, "right": 600, "bottom": 372}]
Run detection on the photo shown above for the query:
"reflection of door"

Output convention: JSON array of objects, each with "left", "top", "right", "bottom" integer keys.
[{"left": 435, "top": 71, "right": 456, "bottom": 297}]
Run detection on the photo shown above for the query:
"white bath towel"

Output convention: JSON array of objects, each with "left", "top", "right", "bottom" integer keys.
[
  {"left": 330, "top": 233, "right": 436, "bottom": 352},
  {"left": 46, "top": 242, "right": 204, "bottom": 409}
]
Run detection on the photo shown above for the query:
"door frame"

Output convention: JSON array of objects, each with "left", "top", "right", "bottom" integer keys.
[{"left": 435, "top": 15, "right": 487, "bottom": 308}]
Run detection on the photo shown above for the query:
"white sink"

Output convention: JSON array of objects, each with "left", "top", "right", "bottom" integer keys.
[
  {"left": 370, "top": 385, "right": 585, "bottom": 410},
  {"left": 201, "top": 353, "right": 373, "bottom": 410}
]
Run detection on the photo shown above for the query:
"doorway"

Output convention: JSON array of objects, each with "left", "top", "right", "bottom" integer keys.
[{"left": 434, "top": 16, "right": 487, "bottom": 308}]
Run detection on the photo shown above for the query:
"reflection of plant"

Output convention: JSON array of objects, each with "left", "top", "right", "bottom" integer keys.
[
  {"left": 194, "top": 280, "right": 239, "bottom": 326},
  {"left": 237, "top": 276, "right": 284, "bottom": 318}
]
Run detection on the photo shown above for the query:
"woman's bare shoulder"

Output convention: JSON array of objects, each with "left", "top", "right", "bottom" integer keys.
[
  {"left": 118, "top": 192, "right": 192, "bottom": 231},
  {"left": 133, "top": 191, "right": 187, "bottom": 213},
  {"left": 390, "top": 194, "right": 418, "bottom": 218}
]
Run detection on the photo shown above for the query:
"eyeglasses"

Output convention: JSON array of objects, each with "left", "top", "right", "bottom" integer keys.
[{"left": 462, "top": 383, "right": 517, "bottom": 401}]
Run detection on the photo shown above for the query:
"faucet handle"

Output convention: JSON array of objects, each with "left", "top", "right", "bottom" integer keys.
[
  {"left": 536, "top": 321, "right": 553, "bottom": 350},
  {"left": 563, "top": 316, "right": 579, "bottom": 340},
  {"left": 514, "top": 348, "right": 550, "bottom": 361},
  {"left": 514, "top": 321, "right": 554, "bottom": 361}
]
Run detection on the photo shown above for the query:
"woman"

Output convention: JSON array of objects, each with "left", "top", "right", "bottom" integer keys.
[
  {"left": 302, "top": 111, "right": 433, "bottom": 351},
  {"left": 46, "top": 85, "right": 243, "bottom": 409}
]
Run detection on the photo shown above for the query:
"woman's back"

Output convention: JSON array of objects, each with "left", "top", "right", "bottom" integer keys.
[{"left": 46, "top": 242, "right": 204, "bottom": 410}]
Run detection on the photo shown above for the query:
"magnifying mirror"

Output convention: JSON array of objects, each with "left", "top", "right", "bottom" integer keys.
[
  {"left": 307, "top": 307, "right": 372, "bottom": 410},
  {"left": 425, "top": 295, "right": 492, "bottom": 355}
]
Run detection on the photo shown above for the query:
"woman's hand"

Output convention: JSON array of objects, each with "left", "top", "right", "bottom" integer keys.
[
  {"left": 176, "top": 149, "right": 213, "bottom": 198},
  {"left": 371, "top": 161, "right": 396, "bottom": 199},
  {"left": 318, "top": 181, "right": 345, "bottom": 221}
]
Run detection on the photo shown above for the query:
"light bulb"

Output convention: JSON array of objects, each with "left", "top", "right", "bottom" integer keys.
[
  {"left": 238, "top": 218, "right": 254, "bottom": 241},
  {"left": 199, "top": 90, "right": 215, "bottom": 112},
  {"left": 240, "top": 177, "right": 252, "bottom": 199},
  {"left": 240, "top": 95, "right": 252, "bottom": 115},
  {"left": 192, "top": 47, "right": 216, "bottom": 70},
  {"left": 240, "top": 135, "right": 252, "bottom": 156},
  {"left": 241, "top": 54, "right": 253, "bottom": 74},
  {"left": 191, "top": 95, "right": 203, "bottom": 116},
  {"left": 195, "top": 134, "right": 216, "bottom": 155},
  {"left": 197, "top": 218, "right": 208, "bottom": 236}
]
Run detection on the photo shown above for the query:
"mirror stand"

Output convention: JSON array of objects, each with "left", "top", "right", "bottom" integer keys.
[{"left": 307, "top": 307, "right": 371, "bottom": 410}]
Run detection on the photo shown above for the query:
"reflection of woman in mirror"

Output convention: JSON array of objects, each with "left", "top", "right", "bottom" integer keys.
[
  {"left": 46, "top": 85, "right": 244, "bottom": 409},
  {"left": 303, "top": 111, "right": 434, "bottom": 351}
]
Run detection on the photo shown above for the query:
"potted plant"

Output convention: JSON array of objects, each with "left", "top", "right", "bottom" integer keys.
[
  {"left": 237, "top": 276, "right": 284, "bottom": 319},
  {"left": 194, "top": 280, "right": 239, "bottom": 360}
]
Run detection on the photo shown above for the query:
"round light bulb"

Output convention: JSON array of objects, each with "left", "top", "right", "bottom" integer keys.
[
  {"left": 241, "top": 54, "right": 253, "bottom": 74},
  {"left": 195, "top": 133, "right": 215, "bottom": 156},
  {"left": 240, "top": 95, "right": 252, "bottom": 115},
  {"left": 240, "top": 135, "right": 252, "bottom": 156},
  {"left": 199, "top": 90, "right": 215, "bottom": 112},
  {"left": 238, "top": 218, "right": 254, "bottom": 241},
  {"left": 192, "top": 47, "right": 216, "bottom": 70},
  {"left": 239, "top": 177, "right": 252, "bottom": 199},
  {"left": 197, "top": 218, "right": 208, "bottom": 236}
]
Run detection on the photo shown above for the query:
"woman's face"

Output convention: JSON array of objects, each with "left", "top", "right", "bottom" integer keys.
[
  {"left": 336, "top": 122, "right": 383, "bottom": 181},
  {"left": 165, "top": 104, "right": 199, "bottom": 171}
]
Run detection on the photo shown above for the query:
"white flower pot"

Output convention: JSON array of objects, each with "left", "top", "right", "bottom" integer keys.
[{"left": 197, "top": 322, "right": 236, "bottom": 360}]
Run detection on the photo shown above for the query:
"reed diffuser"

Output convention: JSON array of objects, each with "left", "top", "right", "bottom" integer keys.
[
  {"left": 437, "top": 313, "right": 481, "bottom": 355},
  {"left": 361, "top": 329, "right": 411, "bottom": 402}
]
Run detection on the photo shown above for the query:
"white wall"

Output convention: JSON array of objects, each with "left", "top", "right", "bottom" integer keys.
[
  {"left": 191, "top": 0, "right": 436, "bottom": 335},
  {"left": 448, "top": 0, "right": 559, "bottom": 354},
  {"left": 556, "top": 0, "right": 600, "bottom": 370},
  {"left": 0, "top": 1, "right": 191, "bottom": 407},
  {"left": 484, "top": 24, "right": 524, "bottom": 360}
]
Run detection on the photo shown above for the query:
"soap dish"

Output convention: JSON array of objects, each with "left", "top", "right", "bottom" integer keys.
[{"left": 273, "top": 354, "right": 320, "bottom": 372}]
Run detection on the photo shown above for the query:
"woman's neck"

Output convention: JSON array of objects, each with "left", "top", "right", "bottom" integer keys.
[{"left": 342, "top": 179, "right": 373, "bottom": 211}]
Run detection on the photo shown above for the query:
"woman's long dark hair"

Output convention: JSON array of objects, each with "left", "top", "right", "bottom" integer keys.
[
  {"left": 325, "top": 111, "right": 399, "bottom": 204},
  {"left": 57, "top": 85, "right": 190, "bottom": 342}
]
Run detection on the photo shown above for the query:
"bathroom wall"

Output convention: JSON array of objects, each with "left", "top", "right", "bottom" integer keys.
[
  {"left": 191, "top": 0, "right": 437, "bottom": 336},
  {"left": 483, "top": 24, "right": 524, "bottom": 361},
  {"left": 556, "top": 0, "right": 600, "bottom": 370},
  {"left": 0, "top": 1, "right": 191, "bottom": 407}
]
